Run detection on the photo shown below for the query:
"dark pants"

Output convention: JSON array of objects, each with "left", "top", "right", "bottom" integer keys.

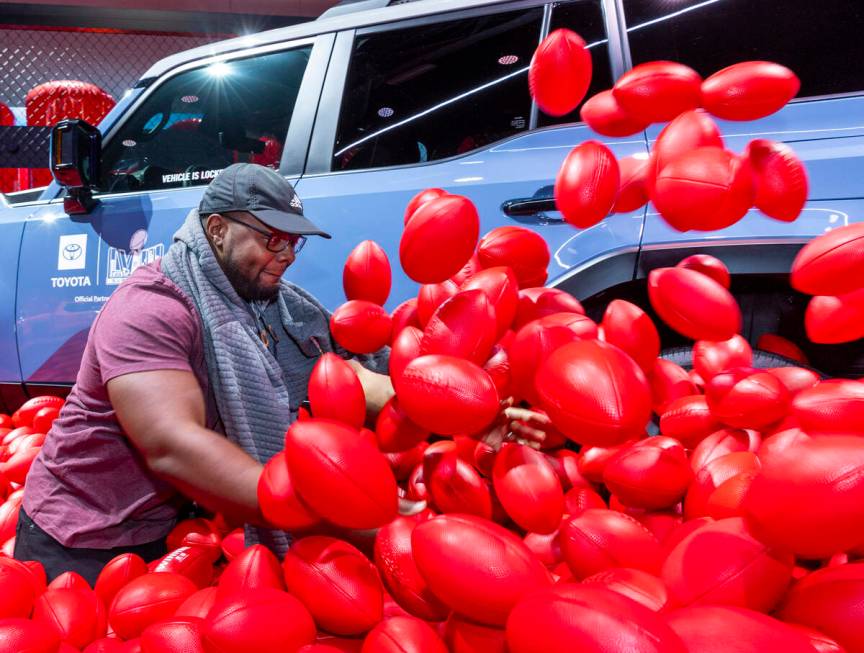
[{"left": 13, "top": 507, "right": 167, "bottom": 586}]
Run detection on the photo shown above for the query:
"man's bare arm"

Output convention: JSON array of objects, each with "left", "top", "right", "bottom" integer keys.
[{"left": 107, "top": 369, "right": 265, "bottom": 526}]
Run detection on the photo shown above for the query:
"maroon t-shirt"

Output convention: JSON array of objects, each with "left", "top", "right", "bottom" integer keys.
[{"left": 23, "top": 261, "right": 217, "bottom": 548}]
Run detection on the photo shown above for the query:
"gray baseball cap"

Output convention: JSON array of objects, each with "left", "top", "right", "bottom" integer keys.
[{"left": 199, "top": 163, "right": 331, "bottom": 238}]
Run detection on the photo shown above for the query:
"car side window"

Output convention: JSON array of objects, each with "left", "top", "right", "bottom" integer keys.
[
  {"left": 537, "top": 0, "right": 613, "bottom": 128},
  {"left": 623, "top": 0, "right": 864, "bottom": 98},
  {"left": 333, "top": 7, "right": 545, "bottom": 172},
  {"left": 97, "top": 45, "right": 312, "bottom": 195}
]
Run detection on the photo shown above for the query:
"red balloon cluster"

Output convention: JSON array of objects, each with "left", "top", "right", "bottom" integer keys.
[{"left": 542, "top": 54, "right": 808, "bottom": 232}]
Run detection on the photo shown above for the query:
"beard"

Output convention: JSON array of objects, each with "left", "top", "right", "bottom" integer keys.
[{"left": 219, "top": 255, "right": 280, "bottom": 301}]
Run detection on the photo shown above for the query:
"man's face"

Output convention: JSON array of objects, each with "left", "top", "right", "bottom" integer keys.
[{"left": 207, "top": 211, "right": 297, "bottom": 301}]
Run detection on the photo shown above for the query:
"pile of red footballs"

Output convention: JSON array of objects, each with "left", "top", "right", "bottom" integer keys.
[{"left": 0, "top": 30, "right": 861, "bottom": 653}]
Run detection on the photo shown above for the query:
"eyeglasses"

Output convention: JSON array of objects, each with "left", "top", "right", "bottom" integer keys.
[{"left": 220, "top": 213, "right": 306, "bottom": 254}]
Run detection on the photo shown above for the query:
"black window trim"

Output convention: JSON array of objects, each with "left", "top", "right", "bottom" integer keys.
[
  {"left": 78, "top": 32, "right": 334, "bottom": 202},
  {"left": 304, "top": 0, "right": 623, "bottom": 176}
]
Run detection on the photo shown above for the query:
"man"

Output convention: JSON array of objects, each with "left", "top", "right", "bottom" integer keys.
[{"left": 16, "top": 163, "right": 393, "bottom": 583}]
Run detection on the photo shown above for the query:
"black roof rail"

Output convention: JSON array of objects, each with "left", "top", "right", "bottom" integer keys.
[{"left": 318, "top": 0, "right": 425, "bottom": 20}]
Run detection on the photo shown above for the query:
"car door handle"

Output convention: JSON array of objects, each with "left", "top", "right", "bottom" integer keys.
[{"left": 501, "top": 195, "right": 564, "bottom": 224}]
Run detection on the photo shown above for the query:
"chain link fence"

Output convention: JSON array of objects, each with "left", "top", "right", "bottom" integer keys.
[{"left": 0, "top": 25, "right": 228, "bottom": 193}]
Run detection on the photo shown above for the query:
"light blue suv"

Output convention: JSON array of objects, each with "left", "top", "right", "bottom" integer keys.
[{"left": 0, "top": 0, "right": 862, "bottom": 408}]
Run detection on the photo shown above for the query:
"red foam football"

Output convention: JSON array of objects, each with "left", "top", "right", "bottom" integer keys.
[
  {"left": 31, "top": 406, "right": 59, "bottom": 434},
  {"left": 374, "top": 397, "right": 428, "bottom": 454},
  {"left": 648, "top": 358, "right": 698, "bottom": 414},
  {"left": 662, "top": 517, "right": 793, "bottom": 612},
  {"left": 648, "top": 267, "right": 741, "bottom": 341},
  {"left": 612, "top": 154, "right": 650, "bottom": 213},
  {"left": 308, "top": 353, "right": 366, "bottom": 429},
  {"left": 692, "top": 335, "right": 752, "bottom": 381},
  {"left": 666, "top": 605, "right": 818, "bottom": 653},
  {"left": 805, "top": 288, "right": 864, "bottom": 344},
  {"left": 330, "top": 300, "right": 391, "bottom": 354},
  {"left": 790, "top": 222, "right": 864, "bottom": 296},
  {"left": 757, "top": 334, "right": 808, "bottom": 364},
  {"left": 202, "top": 588, "right": 316, "bottom": 653},
  {"left": 217, "top": 544, "right": 286, "bottom": 596},
  {"left": 659, "top": 395, "right": 721, "bottom": 448},
  {"left": 449, "top": 252, "right": 483, "bottom": 287},
  {"left": 32, "top": 588, "right": 105, "bottom": 650},
  {"left": 536, "top": 339, "right": 652, "bottom": 446},
  {"left": 343, "top": 240, "right": 391, "bottom": 306},
  {"left": 389, "top": 325, "right": 423, "bottom": 381},
  {"left": 0, "top": 558, "right": 38, "bottom": 619},
  {"left": 282, "top": 536, "right": 383, "bottom": 637},
  {"left": 109, "top": 573, "right": 197, "bottom": 640},
  {"left": 647, "top": 109, "right": 723, "bottom": 197},
  {"left": 94, "top": 554, "right": 148, "bottom": 610},
  {"left": 477, "top": 226, "right": 550, "bottom": 288},
  {"left": 581, "top": 568, "right": 669, "bottom": 612},
  {"left": 444, "top": 614, "right": 507, "bottom": 653},
  {"left": 373, "top": 517, "right": 448, "bottom": 622},
  {"left": 361, "top": 616, "right": 447, "bottom": 653},
  {"left": 506, "top": 584, "right": 686, "bottom": 653},
  {"left": 176, "top": 587, "right": 218, "bottom": 620},
  {"left": 653, "top": 147, "right": 755, "bottom": 231},
  {"left": 399, "top": 194, "right": 479, "bottom": 284},
  {"left": 690, "top": 427, "right": 759, "bottom": 472},
  {"left": 0, "top": 618, "right": 61, "bottom": 653},
  {"left": 514, "top": 287, "right": 584, "bottom": 329},
  {"left": 701, "top": 61, "right": 800, "bottom": 121},
  {"left": 743, "top": 435, "right": 864, "bottom": 558},
  {"left": 777, "top": 563, "right": 864, "bottom": 653},
  {"left": 676, "top": 253, "right": 730, "bottom": 289},
  {"left": 389, "top": 298, "right": 420, "bottom": 342},
  {"left": 508, "top": 313, "right": 590, "bottom": 406},
  {"left": 529, "top": 28, "right": 592, "bottom": 116},
  {"left": 14, "top": 395, "right": 64, "bottom": 429},
  {"left": 420, "top": 289, "right": 497, "bottom": 365},
  {"left": 394, "top": 355, "right": 499, "bottom": 436},
  {"left": 705, "top": 369, "right": 790, "bottom": 429},
  {"left": 554, "top": 140, "right": 620, "bottom": 229},
  {"left": 685, "top": 451, "right": 761, "bottom": 520},
  {"left": 460, "top": 267, "right": 519, "bottom": 339},
  {"left": 284, "top": 418, "right": 398, "bottom": 529},
  {"left": 600, "top": 299, "right": 660, "bottom": 371},
  {"left": 153, "top": 544, "right": 218, "bottom": 590},
  {"left": 580, "top": 89, "right": 649, "bottom": 137},
  {"left": 765, "top": 367, "right": 819, "bottom": 397},
  {"left": 560, "top": 508, "right": 662, "bottom": 579},
  {"left": 141, "top": 616, "right": 204, "bottom": 653},
  {"left": 404, "top": 188, "right": 448, "bottom": 225},
  {"left": 411, "top": 514, "right": 551, "bottom": 626},
  {"left": 746, "top": 139, "right": 808, "bottom": 222},
  {"left": 603, "top": 436, "right": 691, "bottom": 510},
  {"left": 483, "top": 345, "right": 512, "bottom": 400},
  {"left": 492, "top": 444, "right": 564, "bottom": 534},
  {"left": 416, "top": 280, "right": 459, "bottom": 328},
  {"left": 613, "top": 61, "right": 702, "bottom": 124},
  {"left": 792, "top": 379, "right": 864, "bottom": 435},
  {"left": 257, "top": 451, "right": 319, "bottom": 530},
  {"left": 425, "top": 447, "right": 492, "bottom": 519}
]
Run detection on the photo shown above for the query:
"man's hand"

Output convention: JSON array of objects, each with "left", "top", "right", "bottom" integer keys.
[
  {"left": 482, "top": 398, "right": 551, "bottom": 452},
  {"left": 345, "top": 359, "right": 395, "bottom": 416}
]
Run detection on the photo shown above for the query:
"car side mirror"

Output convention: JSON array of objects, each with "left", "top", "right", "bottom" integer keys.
[{"left": 50, "top": 119, "right": 101, "bottom": 214}]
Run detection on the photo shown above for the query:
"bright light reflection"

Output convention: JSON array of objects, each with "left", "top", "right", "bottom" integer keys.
[{"left": 207, "top": 62, "right": 233, "bottom": 78}]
